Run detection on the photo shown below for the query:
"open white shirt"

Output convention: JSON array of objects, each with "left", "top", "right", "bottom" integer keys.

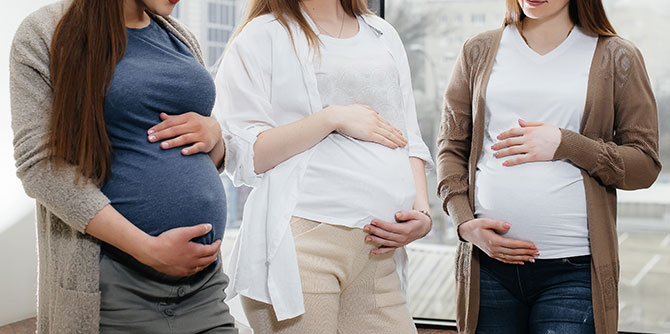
[{"left": 214, "top": 12, "right": 433, "bottom": 320}]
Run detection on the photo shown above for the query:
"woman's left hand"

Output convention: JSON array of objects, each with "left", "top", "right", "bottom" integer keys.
[
  {"left": 363, "top": 210, "right": 432, "bottom": 256},
  {"left": 492, "top": 119, "right": 561, "bottom": 166},
  {"left": 148, "top": 112, "right": 222, "bottom": 155}
]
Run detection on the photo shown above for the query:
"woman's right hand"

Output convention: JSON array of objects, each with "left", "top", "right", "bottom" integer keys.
[
  {"left": 325, "top": 104, "right": 407, "bottom": 149},
  {"left": 458, "top": 218, "right": 539, "bottom": 265},
  {"left": 138, "top": 224, "right": 221, "bottom": 277}
]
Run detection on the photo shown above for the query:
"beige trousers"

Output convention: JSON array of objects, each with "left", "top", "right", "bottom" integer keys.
[{"left": 241, "top": 217, "right": 417, "bottom": 334}]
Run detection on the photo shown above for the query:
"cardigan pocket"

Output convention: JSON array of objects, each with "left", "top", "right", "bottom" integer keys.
[{"left": 52, "top": 285, "right": 100, "bottom": 334}]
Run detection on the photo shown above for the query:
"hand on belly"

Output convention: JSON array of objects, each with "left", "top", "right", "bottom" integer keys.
[
  {"left": 457, "top": 218, "right": 540, "bottom": 265},
  {"left": 137, "top": 223, "right": 221, "bottom": 277},
  {"left": 362, "top": 210, "right": 432, "bottom": 256}
]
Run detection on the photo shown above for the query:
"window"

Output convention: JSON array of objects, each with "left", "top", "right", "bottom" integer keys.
[
  {"left": 383, "top": 0, "right": 670, "bottom": 332},
  {"left": 471, "top": 13, "right": 485, "bottom": 26},
  {"left": 175, "top": 0, "right": 239, "bottom": 68}
]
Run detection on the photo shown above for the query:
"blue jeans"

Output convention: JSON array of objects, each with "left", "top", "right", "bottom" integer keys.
[{"left": 477, "top": 252, "right": 595, "bottom": 334}]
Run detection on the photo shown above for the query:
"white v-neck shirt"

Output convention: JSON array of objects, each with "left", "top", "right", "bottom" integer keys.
[
  {"left": 294, "top": 18, "right": 416, "bottom": 227},
  {"left": 475, "top": 25, "right": 598, "bottom": 259}
]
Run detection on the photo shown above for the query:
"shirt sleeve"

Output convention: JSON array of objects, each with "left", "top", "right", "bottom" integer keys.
[
  {"left": 386, "top": 25, "right": 435, "bottom": 171},
  {"left": 10, "top": 16, "right": 110, "bottom": 234},
  {"left": 212, "top": 34, "right": 276, "bottom": 188}
]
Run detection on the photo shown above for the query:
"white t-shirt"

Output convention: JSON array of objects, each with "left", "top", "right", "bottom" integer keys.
[
  {"left": 475, "top": 25, "right": 598, "bottom": 259},
  {"left": 293, "top": 17, "right": 417, "bottom": 227}
]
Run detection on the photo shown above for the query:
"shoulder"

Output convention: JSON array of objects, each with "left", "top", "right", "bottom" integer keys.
[
  {"left": 463, "top": 27, "right": 504, "bottom": 54},
  {"left": 455, "top": 26, "right": 504, "bottom": 69},
  {"left": 596, "top": 35, "right": 647, "bottom": 88},
  {"left": 11, "top": 1, "right": 70, "bottom": 69},
  {"left": 161, "top": 15, "right": 198, "bottom": 42},
  {"left": 597, "top": 35, "right": 645, "bottom": 63},
  {"left": 360, "top": 14, "right": 397, "bottom": 36},
  {"left": 235, "top": 14, "right": 285, "bottom": 43}
]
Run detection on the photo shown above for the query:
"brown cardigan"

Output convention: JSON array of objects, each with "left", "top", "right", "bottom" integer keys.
[{"left": 436, "top": 27, "right": 661, "bottom": 334}]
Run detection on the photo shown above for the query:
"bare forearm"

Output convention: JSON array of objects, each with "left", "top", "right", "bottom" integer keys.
[
  {"left": 410, "top": 157, "right": 429, "bottom": 212},
  {"left": 84, "top": 204, "right": 152, "bottom": 263},
  {"left": 253, "top": 108, "right": 336, "bottom": 173}
]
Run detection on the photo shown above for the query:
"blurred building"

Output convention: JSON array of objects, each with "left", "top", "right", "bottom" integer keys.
[{"left": 173, "top": 0, "right": 244, "bottom": 67}]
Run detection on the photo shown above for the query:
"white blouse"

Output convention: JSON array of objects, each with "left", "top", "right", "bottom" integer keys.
[
  {"left": 294, "top": 17, "right": 417, "bottom": 228},
  {"left": 213, "top": 12, "right": 433, "bottom": 321}
]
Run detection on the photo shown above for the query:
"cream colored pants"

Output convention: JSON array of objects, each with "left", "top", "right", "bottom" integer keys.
[{"left": 241, "top": 217, "right": 417, "bottom": 334}]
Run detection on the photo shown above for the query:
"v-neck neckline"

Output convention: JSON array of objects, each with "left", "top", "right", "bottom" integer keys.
[{"left": 510, "top": 25, "right": 578, "bottom": 64}]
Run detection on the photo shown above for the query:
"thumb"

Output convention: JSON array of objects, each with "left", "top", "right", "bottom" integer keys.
[
  {"left": 486, "top": 220, "right": 511, "bottom": 234},
  {"left": 160, "top": 112, "right": 170, "bottom": 120},
  {"left": 179, "top": 224, "right": 212, "bottom": 241}
]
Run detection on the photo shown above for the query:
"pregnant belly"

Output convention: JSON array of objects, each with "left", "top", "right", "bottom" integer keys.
[
  {"left": 474, "top": 160, "right": 589, "bottom": 257},
  {"left": 295, "top": 136, "right": 416, "bottom": 226},
  {"left": 101, "top": 150, "right": 227, "bottom": 245}
]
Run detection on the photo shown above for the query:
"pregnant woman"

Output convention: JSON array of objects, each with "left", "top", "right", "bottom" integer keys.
[
  {"left": 438, "top": 0, "right": 660, "bottom": 333},
  {"left": 10, "top": 0, "right": 235, "bottom": 333},
  {"left": 215, "top": 0, "right": 433, "bottom": 332}
]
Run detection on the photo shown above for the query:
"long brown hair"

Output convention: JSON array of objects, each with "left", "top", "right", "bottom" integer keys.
[
  {"left": 504, "top": 0, "right": 617, "bottom": 37},
  {"left": 48, "top": 0, "right": 127, "bottom": 185},
  {"left": 235, "top": 0, "right": 372, "bottom": 52}
]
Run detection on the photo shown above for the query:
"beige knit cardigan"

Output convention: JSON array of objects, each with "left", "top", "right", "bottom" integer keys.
[
  {"left": 437, "top": 27, "right": 661, "bottom": 334},
  {"left": 10, "top": 2, "right": 209, "bottom": 333}
]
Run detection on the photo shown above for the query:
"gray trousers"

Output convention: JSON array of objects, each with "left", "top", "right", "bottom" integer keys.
[{"left": 99, "top": 253, "right": 237, "bottom": 334}]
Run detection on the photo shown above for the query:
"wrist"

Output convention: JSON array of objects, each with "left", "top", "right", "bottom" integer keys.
[
  {"left": 457, "top": 220, "right": 474, "bottom": 242},
  {"left": 320, "top": 105, "right": 341, "bottom": 132},
  {"left": 132, "top": 234, "right": 157, "bottom": 267}
]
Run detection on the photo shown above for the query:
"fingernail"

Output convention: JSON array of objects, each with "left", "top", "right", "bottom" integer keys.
[
  {"left": 205, "top": 224, "right": 212, "bottom": 231},
  {"left": 493, "top": 152, "right": 499, "bottom": 158},
  {"left": 529, "top": 258, "right": 535, "bottom": 263},
  {"left": 161, "top": 142, "right": 169, "bottom": 148},
  {"left": 148, "top": 135, "right": 156, "bottom": 142},
  {"left": 183, "top": 149, "right": 189, "bottom": 154},
  {"left": 363, "top": 227, "right": 370, "bottom": 232},
  {"left": 503, "top": 223, "right": 511, "bottom": 229},
  {"left": 395, "top": 212, "right": 401, "bottom": 219},
  {"left": 148, "top": 129, "right": 155, "bottom": 135},
  {"left": 502, "top": 161, "right": 509, "bottom": 167},
  {"left": 371, "top": 221, "right": 377, "bottom": 226},
  {"left": 365, "top": 237, "right": 372, "bottom": 242}
]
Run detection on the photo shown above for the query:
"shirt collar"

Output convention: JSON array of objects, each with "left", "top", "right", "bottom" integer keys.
[{"left": 300, "top": 7, "right": 384, "bottom": 38}]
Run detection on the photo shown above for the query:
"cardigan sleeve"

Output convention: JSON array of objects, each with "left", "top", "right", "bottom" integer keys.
[
  {"left": 436, "top": 40, "right": 476, "bottom": 234},
  {"left": 212, "top": 30, "right": 276, "bottom": 188},
  {"left": 553, "top": 42, "right": 661, "bottom": 190},
  {"left": 9, "top": 14, "right": 110, "bottom": 234}
]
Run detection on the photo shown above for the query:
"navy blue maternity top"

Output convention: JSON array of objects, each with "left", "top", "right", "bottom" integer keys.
[{"left": 100, "top": 18, "right": 226, "bottom": 265}]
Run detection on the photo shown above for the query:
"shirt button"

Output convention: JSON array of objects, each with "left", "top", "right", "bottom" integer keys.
[
  {"left": 177, "top": 287, "right": 186, "bottom": 297},
  {"left": 164, "top": 309, "right": 174, "bottom": 317}
]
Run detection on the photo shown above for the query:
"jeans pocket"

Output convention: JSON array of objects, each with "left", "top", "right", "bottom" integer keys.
[{"left": 564, "top": 255, "right": 591, "bottom": 269}]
